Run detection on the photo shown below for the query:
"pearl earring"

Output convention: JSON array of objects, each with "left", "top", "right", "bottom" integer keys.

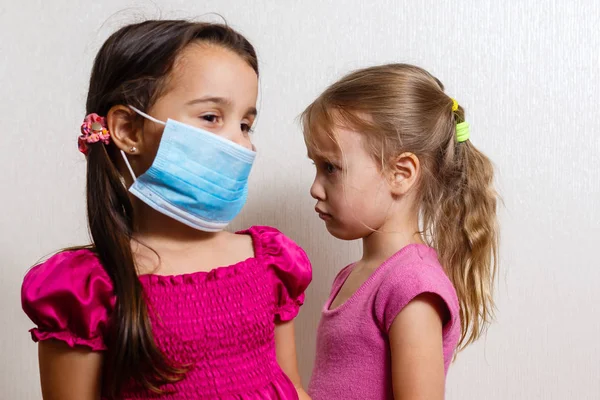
[{"left": 130, "top": 146, "right": 137, "bottom": 153}]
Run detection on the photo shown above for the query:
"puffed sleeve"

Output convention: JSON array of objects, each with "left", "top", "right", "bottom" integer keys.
[
  {"left": 21, "top": 249, "right": 116, "bottom": 350},
  {"left": 252, "top": 226, "right": 312, "bottom": 322}
]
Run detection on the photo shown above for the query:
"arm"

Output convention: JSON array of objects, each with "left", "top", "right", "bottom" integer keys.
[
  {"left": 38, "top": 340, "right": 103, "bottom": 400},
  {"left": 389, "top": 293, "right": 447, "bottom": 400},
  {"left": 275, "top": 320, "right": 311, "bottom": 400}
]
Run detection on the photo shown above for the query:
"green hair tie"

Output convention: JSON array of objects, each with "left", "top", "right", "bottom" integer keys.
[{"left": 456, "top": 121, "right": 470, "bottom": 143}]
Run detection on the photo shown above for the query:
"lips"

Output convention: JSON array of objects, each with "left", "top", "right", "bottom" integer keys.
[{"left": 315, "top": 206, "right": 332, "bottom": 221}]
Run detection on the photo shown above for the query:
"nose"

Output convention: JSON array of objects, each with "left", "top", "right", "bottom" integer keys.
[
  {"left": 222, "top": 123, "right": 253, "bottom": 150},
  {"left": 310, "top": 176, "right": 326, "bottom": 201}
]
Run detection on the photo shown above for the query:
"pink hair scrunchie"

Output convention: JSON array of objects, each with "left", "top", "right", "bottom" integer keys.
[{"left": 78, "top": 113, "right": 110, "bottom": 155}]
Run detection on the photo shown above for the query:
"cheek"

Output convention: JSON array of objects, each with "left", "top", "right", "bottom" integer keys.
[
  {"left": 137, "top": 124, "right": 164, "bottom": 173},
  {"left": 242, "top": 136, "right": 254, "bottom": 151},
  {"left": 339, "top": 179, "right": 393, "bottom": 222}
]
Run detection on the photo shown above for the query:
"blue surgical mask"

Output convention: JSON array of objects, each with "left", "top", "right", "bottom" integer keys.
[{"left": 121, "top": 106, "right": 256, "bottom": 232}]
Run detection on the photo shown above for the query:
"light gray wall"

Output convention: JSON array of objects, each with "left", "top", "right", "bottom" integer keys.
[{"left": 1, "top": 1, "right": 598, "bottom": 399}]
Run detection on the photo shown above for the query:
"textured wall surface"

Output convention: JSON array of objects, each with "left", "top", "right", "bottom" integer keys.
[{"left": 1, "top": 1, "right": 599, "bottom": 399}]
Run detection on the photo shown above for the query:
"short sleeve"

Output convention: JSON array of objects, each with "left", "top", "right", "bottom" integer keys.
[
  {"left": 21, "top": 249, "right": 116, "bottom": 351},
  {"left": 374, "top": 260, "right": 459, "bottom": 334},
  {"left": 252, "top": 226, "right": 313, "bottom": 322}
]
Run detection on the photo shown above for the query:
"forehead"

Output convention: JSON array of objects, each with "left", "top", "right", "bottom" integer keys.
[
  {"left": 307, "top": 124, "right": 367, "bottom": 160},
  {"left": 164, "top": 43, "right": 258, "bottom": 104}
]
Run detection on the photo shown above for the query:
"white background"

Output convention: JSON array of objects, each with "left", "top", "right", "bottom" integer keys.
[{"left": 1, "top": 1, "right": 599, "bottom": 399}]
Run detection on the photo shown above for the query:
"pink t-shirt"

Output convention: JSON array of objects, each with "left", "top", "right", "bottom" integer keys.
[{"left": 308, "top": 244, "right": 460, "bottom": 400}]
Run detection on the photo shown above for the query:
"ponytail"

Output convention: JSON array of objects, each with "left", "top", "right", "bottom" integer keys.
[
  {"left": 432, "top": 134, "right": 499, "bottom": 351},
  {"left": 85, "top": 144, "right": 184, "bottom": 397}
]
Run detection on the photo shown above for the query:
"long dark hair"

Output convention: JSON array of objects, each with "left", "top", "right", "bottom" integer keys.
[{"left": 81, "top": 20, "right": 258, "bottom": 397}]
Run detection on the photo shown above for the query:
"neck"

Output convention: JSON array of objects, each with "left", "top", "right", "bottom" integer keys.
[
  {"left": 361, "top": 210, "right": 423, "bottom": 267},
  {"left": 131, "top": 196, "right": 221, "bottom": 248}
]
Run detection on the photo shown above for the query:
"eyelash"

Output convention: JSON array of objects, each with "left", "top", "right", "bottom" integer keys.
[
  {"left": 311, "top": 160, "right": 338, "bottom": 174},
  {"left": 324, "top": 162, "right": 337, "bottom": 174},
  {"left": 202, "top": 114, "right": 218, "bottom": 123},
  {"left": 201, "top": 114, "right": 254, "bottom": 134},
  {"left": 241, "top": 123, "right": 254, "bottom": 134}
]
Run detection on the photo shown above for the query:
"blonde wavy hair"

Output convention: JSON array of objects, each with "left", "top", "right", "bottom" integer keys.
[{"left": 301, "top": 63, "right": 499, "bottom": 351}]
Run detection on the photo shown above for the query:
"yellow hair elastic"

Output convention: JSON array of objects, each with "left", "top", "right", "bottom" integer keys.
[
  {"left": 451, "top": 98, "right": 459, "bottom": 112},
  {"left": 456, "top": 121, "right": 470, "bottom": 143}
]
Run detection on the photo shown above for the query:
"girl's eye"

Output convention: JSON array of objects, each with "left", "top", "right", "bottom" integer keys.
[
  {"left": 241, "top": 123, "right": 253, "bottom": 134},
  {"left": 324, "top": 162, "right": 337, "bottom": 174},
  {"left": 202, "top": 114, "right": 219, "bottom": 123}
]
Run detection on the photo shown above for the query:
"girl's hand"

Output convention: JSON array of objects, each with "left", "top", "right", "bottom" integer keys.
[
  {"left": 38, "top": 340, "right": 103, "bottom": 400},
  {"left": 296, "top": 386, "right": 312, "bottom": 400},
  {"left": 389, "top": 293, "right": 447, "bottom": 400}
]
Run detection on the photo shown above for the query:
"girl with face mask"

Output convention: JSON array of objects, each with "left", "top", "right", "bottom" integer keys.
[{"left": 21, "top": 20, "right": 312, "bottom": 400}]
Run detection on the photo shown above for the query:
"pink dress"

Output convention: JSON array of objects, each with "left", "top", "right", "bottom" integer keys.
[{"left": 21, "top": 226, "right": 312, "bottom": 400}]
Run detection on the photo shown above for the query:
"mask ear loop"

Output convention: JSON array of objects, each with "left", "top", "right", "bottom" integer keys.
[
  {"left": 120, "top": 106, "right": 168, "bottom": 183},
  {"left": 120, "top": 150, "right": 137, "bottom": 182},
  {"left": 129, "top": 106, "right": 166, "bottom": 126}
]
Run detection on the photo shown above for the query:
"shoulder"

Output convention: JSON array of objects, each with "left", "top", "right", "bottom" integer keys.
[
  {"left": 378, "top": 245, "right": 457, "bottom": 302},
  {"left": 21, "top": 248, "right": 115, "bottom": 350},
  {"left": 330, "top": 263, "right": 354, "bottom": 295},
  {"left": 374, "top": 244, "right": 459, "bottom": 332},
  {"left": 242, "top": 226, "right": 313, "bottom": 320},
  {"left": 244, "top": 225, "right": 303, "bottom": 250},
  {"left": 243, "top": 226, "right": 311, "bottom": 269},
  {"left": 23, "top": 248, "right": 113, "bottom": 296}
]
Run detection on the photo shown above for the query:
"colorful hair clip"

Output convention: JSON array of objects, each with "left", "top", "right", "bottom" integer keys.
[
  {"left": 451, "top": 98, "right": 459, "bottom": 112},
  {"left": 78, "top": 113, "right": 110, "bottom": 155},
  {"left": 450, "top": 98, "right": 470, "bottom": 142},
  {"left": 456, "top": 121, "right": 470, "bottom": 143}
]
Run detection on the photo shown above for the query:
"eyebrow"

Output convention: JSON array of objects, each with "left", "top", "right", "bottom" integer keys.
[
  {"left": 307, "top": 150, "right": 339, "bottom": 162},
  {"left": 186, "top": 96, "right": 257, "bottom": 116}
]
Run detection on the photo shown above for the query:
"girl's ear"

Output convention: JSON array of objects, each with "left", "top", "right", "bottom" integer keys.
[
  {"left": 107, "top": 105, "right": 143, "bottom": 154},
  {"left": 388, "top": 152, "right": 420, "bottom": 196}
]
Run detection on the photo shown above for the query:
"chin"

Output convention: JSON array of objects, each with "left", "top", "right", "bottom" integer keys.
[{"left": 325, "top": 222, "right": 365, "bottom": 241}]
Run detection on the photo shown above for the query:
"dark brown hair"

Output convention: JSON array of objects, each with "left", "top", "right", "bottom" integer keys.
[
  {"left": 302, "top": 64, "right": 498, "bottom": 352},
  {"left": 81, "top": 20, "right": 258, "bottom": 397}
]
